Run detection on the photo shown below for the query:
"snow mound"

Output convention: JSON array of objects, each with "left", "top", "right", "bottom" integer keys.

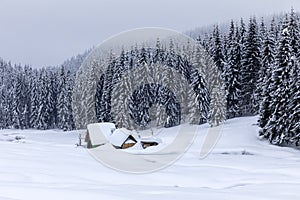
[{"left": 0, "top": 132, "right": 26, "bottom": 143}]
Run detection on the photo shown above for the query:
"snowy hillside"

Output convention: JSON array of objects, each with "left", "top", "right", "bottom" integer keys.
[{"left": 1, "top": 116, "right": 300, "bottom": 200}]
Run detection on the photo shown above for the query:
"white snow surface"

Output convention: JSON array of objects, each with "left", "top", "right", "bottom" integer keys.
[{"left": 1, "top": 116, "right": 300, "bottom": 200}]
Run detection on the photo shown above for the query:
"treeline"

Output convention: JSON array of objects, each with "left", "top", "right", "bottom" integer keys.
[
  {"left": 0, "top": 60, "right": 75, "bottom": 131},
  {"left": 94, "top": 44, "right": 213, "bottom": 130},
  {"left": 199, "top": 9, "right": 299, "bottom": 145},
  {"left": 72, "top": 38, "right": 226, "bottom": 130}
]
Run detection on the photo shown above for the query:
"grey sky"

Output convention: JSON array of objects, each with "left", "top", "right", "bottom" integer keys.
[{"left": 1, "top": 0, "right": 299, "bottom": 68}]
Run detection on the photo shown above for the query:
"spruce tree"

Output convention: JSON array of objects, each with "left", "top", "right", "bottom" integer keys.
[
  {"left": 258, "top": 29, "right": 276, "bottom": 133},
  {"left": 288, "top": 8, "right": 299, "bottom": 57},
  {"left": 212, "top": 25, "right": 225, "bottom": 73},
  {"left": 240, "top": 17, "right": 261, "bottom": 115},
  {"left": 208, "top": 66, "right": 226, "bottom": 126},
  {"left": 23, "top": 66, "right": 32, "bottom": 129},
  {"left": 36, "top": 69, "right": 50, "bottom": 130},
  {"left": 65, "top": 70, "right": 75, "bottom": 130},
  {"left": 225, "top": 21, "right": 242, "bottom": 118},
  {"left": 286, "top": 9, "right": 300, "bottom": 144},
  {"left": 263, "top": 18, "right": 292, "bottom": 144},
  {"left": 288, "top": 56, "right": 300, "bottom": 144},
  {"left": 30, "top": 70, "right": 40, "bottom": 128}
]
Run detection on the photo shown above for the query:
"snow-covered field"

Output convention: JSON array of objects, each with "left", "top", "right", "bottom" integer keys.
[{"left": 1, "top": 116, "right": 300, "bottom": 200}]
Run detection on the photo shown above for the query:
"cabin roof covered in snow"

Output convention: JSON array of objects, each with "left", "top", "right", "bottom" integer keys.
[
  {"left": 109, "top": 128, "right": 135, "bottom": 147},
  {"left": 87, "top": 123, "right": 116, "bottom": 146}
]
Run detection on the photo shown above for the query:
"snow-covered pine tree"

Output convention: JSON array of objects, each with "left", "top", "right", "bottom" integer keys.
[
  {"left": 95, "top": 74, "right": 104, "bottom": 121},
  {"left": 239, "top": 18, "right": 247, "bottom": 46},
  {"left": 113, "top": 48, "right": 126, "bottom": 83},
  {"left": 233, "top": 25, "right": 243, "bottom": 115},
  {"left": 5, "top": 62, "right": 15, "bottom": 128},
  {"left": 72, "top": 67, "right": 84, "bottom": 129},
  {"left": 30, "top": 70, "right": 40, "bottom": 128},
  {"left": 84, "top": 60, "right": 99, "bottom": 125},
  {"left": 288, "top": 55, "right": 300, "bottom": 144},
  {"left": 187, "top": 82, "right": 200, "bottom": 124},
  {"left": 166, "top": 39, "right": 177, "bottom": 68},
  {"left": 222, "top": 34, "right": 229, "bottom": 68},
  {"left": 111, "top": 49, "right": 134, "bottom": 129},
  {"left": 288, "top": 8, "right": 299, "bottom": 57},
  {"left": 147, "top": 64, "right": 163, "bottom": 127},
  {"left": 36, "top": 69, "right": 51, "bottom": 130},
  {"left": 224, "top": 21, "right": 242, "bottom": 118},
  {"left": 208, "top": 66, "right": 226, "bottom": 126},
  {"left": 263, "top": 17, "right": 292, "bottom": 144},
  {"left": 254, "top": 18, "right": 267, "bottom": 106},
  {"left": 154, "top": 67, "right": 168, "bottom": 127},
  {"left": 286, "top": 9, "right": 300, "bottom": 144},
  {"left": 46, "top": 71, "right": 57, "bottom": 129},
  {"left": 258, "top": 25, "right": 276, "bottom": 134},
  {"left": 165, "top": 91, "right": 181, "bottom": 128},
  {"left": 165, "top": 42, "right": 183, "bottom": 127},
  {"left": 259, "top": 17, "right": 267, "bottom": 44},
  {"left": 12, "top": 69, "right": 23, "bottom": 129},
  {"left": 0, "top": 61, "right": 5, "bottom": 129},
  {"left": 113, "top": 74, "right": 132, "bottom": 129},
  {"left": 57, "top": 66, "right": 66, "bottom": 128},
  {"left": 240, "top": 17, "right": 261, "bottom": 115},
  {"left": 0, "top": 93, "right": 4, "bottom": 129},
  {"left": 99, "top": 52, "right": 115, "bottom": 122},
  {"left": 12, "top": 65, "right": 32, "bottom": 130},
  {"left": 154, "top": 47, "right": 172, "bottom": 127},
  {"left": 135, "top": 47, "right": 151, "bottom": 129},
  {"left": 183, "top": 39, "right": 193, "bottom": 64},
  {"left": 189, "top": 68, "right": 210, "bottom": 124},
  {"left": 165, "top": 72, "right": 181, "bottom": 127},
  {"left": 127, "top": 48, "right": 139, "bottom": 127},
  {"left": 212, "top": 25, "right": 225, "bottom": 73},
  {"left": 188, "top": 42, "right": 204, "bottom": 124},
  {"left": 192, "top": 40, "right": 206, "bottom": 83},
  {"left": 57, "top": 67, "right": 75, "bottom": 131},
  {"left": 65, "top": 70, "right": 75, "bottom": 130},
  {"left": 202, "top": 33, "right": 214, "bottom": 56},
  {"left": 176, "top": 68, "right": 189, "bottom": 124},
  {"left": 23, "top": 65, "right": 33, "bottom": 129}
]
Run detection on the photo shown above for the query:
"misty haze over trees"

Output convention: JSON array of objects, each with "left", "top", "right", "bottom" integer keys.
[{"left": 0, "top": 10, "right": 299, "bottom": 146}]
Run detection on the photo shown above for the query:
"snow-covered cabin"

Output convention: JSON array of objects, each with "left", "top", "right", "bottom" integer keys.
[
  {"left": 85, "top": 123, "right": 161, "bottom": 149},
  {"left": 85, "top": 123, "right": 116, "bottom": 148},
  {"left": 85, "top": 124, "right": 137, "bottom": 149},
  {"left": 109, "top": 128, "right": 137, "bottom": 149},
  {"left": 139, "top": 137, "right": 160, "bottom": 149}
]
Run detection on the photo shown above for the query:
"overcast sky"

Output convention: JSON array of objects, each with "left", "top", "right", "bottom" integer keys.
[{"left": 1, "top": 0, "right": 300, "bottom": 67}]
